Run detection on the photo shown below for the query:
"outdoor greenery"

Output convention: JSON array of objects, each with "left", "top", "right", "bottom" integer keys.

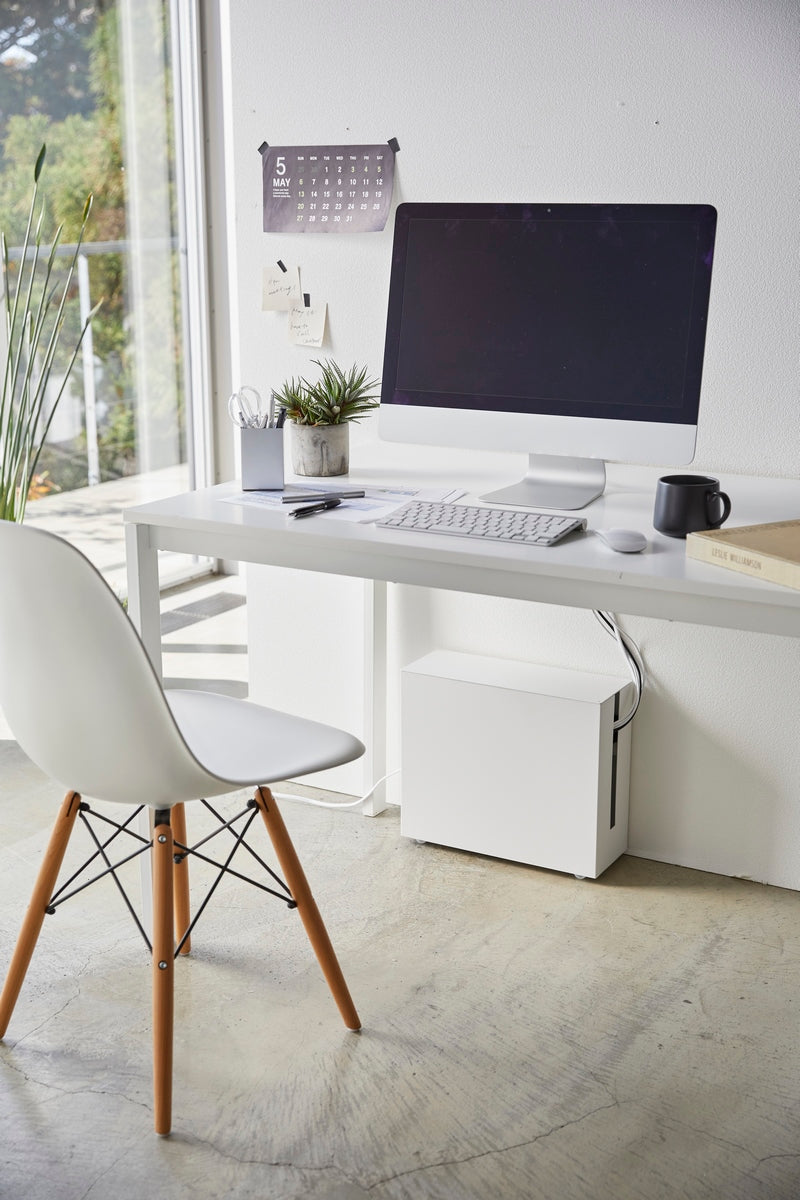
[
  {"left": 0, "top": 0, "right": 183, "bottom": 499},
  {"left": 274, "top": 360, "right": 380, "bottom": 426},
  {"left": 0, "top": 143, "right": 99, "bottom": 521}
]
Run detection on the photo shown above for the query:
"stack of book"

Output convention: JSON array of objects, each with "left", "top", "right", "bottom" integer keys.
[{"left": 686, "top": 519, "right": 800, "bottom": 592}]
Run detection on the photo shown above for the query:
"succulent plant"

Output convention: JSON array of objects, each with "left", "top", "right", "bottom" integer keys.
[{"left": 273, "top": 359, "right": 379, "bottom": 426}]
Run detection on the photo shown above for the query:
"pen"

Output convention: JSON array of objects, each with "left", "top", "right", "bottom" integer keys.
[
  {"left": 290, "top": 497, "right": 342, "bottom": 519},
  {"left": 282, "top": 489, "right": 365, "bottom": 504}
]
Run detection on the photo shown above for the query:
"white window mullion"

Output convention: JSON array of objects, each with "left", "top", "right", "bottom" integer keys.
[
  {"left": 170, "top": 0, "right": 213, "bottom": 493},
  {"left": 118, "top": 0, "right": 182, "bottom": 476}
]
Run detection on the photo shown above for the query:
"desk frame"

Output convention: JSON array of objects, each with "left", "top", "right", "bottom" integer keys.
[{"left": 125, "top": 471, "right": 800, "bottom": 816}]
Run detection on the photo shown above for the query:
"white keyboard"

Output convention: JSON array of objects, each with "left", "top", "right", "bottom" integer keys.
[{"left": 376, "top": 500, "right": 587, "bottom": 547}]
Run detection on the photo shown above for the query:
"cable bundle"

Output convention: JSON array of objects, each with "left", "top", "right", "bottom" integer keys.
[{"left": 593, "top": 610, "right": 646, "bottom": 730}]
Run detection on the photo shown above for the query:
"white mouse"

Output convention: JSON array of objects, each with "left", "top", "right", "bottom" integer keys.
[{"left": 594, "top": 527, "right": 648, "bottom": 554}]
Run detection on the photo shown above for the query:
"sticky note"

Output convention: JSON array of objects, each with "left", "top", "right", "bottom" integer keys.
[
  {"left": 288, "top": 302, "right": 327, "bottom": 347},
  {"left": 262, "top": 264, "right": 302, "bottom": 310}
]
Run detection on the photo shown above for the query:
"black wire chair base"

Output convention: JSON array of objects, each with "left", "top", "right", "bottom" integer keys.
[{"left": 44, "top": 798, "right": 296, "bottom": 956}]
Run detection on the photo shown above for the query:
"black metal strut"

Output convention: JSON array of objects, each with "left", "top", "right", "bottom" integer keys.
[{"left": 42, "top": 798, "right": 297, "bottom": 956}]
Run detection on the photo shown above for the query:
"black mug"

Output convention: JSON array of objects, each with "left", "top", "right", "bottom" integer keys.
[{"left": 653, "top": 474, "right": 732, "bottom": 539}]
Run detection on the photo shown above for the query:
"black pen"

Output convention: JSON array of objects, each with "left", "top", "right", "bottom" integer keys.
[
  {"left": 289, "top": 497, "right": 342, "bottom": 519},
  {"left": 282, "top": 489, "right": 365, "bottom": 504}
]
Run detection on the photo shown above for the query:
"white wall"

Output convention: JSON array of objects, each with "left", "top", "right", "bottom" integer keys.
[{"left": 221, "top": 0, "right": 800, "bottom": 887}]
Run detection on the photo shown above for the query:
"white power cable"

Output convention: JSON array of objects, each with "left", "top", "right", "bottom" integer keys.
[{"left": 272, "top": 767, "right": 400, "bottom": 811}]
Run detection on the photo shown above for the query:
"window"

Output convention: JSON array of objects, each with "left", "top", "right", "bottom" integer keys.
[{"left": 0, "top": 0, "right": 211, "bottom": 587}]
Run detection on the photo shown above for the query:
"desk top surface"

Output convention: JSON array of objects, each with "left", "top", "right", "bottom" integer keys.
[{"left": 125, "top": 454, "right": 800, "bottom": 638}]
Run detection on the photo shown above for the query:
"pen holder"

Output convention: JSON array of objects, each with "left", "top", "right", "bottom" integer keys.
[{"left": 240, "top": 427, "right": 284, "bottom": 490}]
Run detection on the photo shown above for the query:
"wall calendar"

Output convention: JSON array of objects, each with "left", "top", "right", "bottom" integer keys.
[{"left": 258, "top": 141, "right": 398, "bottom": 234}]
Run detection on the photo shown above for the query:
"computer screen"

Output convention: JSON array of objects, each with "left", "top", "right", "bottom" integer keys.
[{"left": 379, "top": 202, "right": 717, "bottom": 508}]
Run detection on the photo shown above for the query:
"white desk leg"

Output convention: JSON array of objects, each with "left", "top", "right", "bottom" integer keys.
[
  {"left": 125, "top": 521, "right": 159, "bottom": 937},
  {"left": 362, "top": 579, "right": 388, "bottom": 816},
  {"left": 125, "top": 522, "right": 162, "bottom": 678}
]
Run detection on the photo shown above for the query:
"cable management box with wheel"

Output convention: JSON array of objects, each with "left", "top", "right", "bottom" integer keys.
[{"left": 400, "top": 650, "right": 634, "bottom": 879}]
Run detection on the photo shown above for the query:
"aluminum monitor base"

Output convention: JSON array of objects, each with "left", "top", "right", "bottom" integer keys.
[{"left": 480, "top": 454, "right": 607, "bottom": 510}]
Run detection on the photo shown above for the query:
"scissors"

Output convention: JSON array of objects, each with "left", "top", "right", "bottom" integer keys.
[{"left": 227, "top": 386, "right": 271, "bottom": 429}]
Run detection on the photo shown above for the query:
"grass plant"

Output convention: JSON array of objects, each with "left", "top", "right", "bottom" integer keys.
[{"left": 1, "top": 144, "right": 100, "bottom": 522}]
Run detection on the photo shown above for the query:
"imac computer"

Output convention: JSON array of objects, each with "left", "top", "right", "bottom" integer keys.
[{"left": 379, "top": 202, "right": 717, "bottom": 509}]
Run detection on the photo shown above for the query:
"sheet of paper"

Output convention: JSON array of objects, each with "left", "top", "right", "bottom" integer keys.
[
  {"left": 316, "top": 497, "right": 407, "bottom": 522},
  {"left": 222, "top": 490, "right": 284, "bottom": 508},
  {"left": 322, "top": 486, "right": 466, "bottom": 522},
  {"left": 288, "top": 302, "right": 327, "bottom": 347},
  {"left": 261, "top": 264, "right": 301, "bottom": 310},
  {"left": 221, "top": 483, "right": 465, "bottom": 519}
]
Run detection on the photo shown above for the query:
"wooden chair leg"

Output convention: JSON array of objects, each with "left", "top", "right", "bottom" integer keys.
[
  {"left": 152, "top": 811, "right": 175, "bottom": 1136},
  {"left": 171, "top": 802, "right": 191, "bottom": 955},
  {"left": 253, "top": 786, "right": 361, "bottom": 1031},
  {"left": 0, "top": 791, "right": 82, "bottom": 1038}
]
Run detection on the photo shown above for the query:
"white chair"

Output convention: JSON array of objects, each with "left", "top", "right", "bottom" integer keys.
[{"left": 0, "top": 520, "right": 365, "bottom": 1135}]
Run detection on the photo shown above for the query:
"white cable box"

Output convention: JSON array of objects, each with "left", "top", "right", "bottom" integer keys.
[{"left": 400, "top": 650, "right": 633, "bottom": 879}]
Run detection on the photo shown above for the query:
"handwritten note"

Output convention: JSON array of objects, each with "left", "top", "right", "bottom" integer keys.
[
  {"left": 262, "top": 264, "right": 302, "bottom": 311},
  {"left": 288, "top": 302, "right": 327, "bottom": 347}
]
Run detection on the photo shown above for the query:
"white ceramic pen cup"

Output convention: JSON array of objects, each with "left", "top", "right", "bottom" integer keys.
[{"left": 240, "top": 427, "right": 284, "bottom": 490}]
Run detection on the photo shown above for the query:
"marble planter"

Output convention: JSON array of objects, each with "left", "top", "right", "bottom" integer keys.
[{"left": 290, "top": 422, "right": 349, "bottom": 476}]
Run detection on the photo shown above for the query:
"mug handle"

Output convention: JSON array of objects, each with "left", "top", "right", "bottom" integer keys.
[{"left": 707, "top": 490, "right": 731, "bottom": 529}]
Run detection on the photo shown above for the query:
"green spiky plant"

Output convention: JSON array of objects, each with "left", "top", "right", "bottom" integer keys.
[
  {"left": 0, "top": 144, "right": 101, "bottom": 522},
  {"left": 273, "top": 359, "right": 379, "bottom": 426}
]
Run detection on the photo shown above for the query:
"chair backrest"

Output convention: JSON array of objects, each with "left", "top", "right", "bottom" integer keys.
[{"left": 0, "top": 521, "right": 219, "bottom": 807}]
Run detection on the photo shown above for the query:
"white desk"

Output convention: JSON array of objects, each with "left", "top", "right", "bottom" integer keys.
[{"left": 125, "top": 462, "right": 800, "bottom": 813}]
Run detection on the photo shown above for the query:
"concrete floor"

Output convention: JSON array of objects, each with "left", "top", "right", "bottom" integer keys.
[{"left": 2, "top": 580, "right": 800, "bottom": 1199}]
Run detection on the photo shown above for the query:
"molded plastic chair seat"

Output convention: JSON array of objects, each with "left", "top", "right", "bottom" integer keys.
[
  {"left": 164, "top": 688, "right": 364, "bottom": 792},
  {"left": 0, "top": 520, "right": 365, "bottom": 1136}
]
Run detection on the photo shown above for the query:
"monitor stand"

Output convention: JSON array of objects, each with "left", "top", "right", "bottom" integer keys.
[{"left": 480, "top": 454, "right": 607, "bottom": 511}]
